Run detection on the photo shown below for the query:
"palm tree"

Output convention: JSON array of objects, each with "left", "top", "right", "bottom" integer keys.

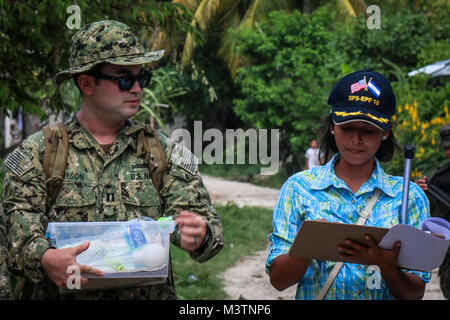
[
  {"left": 145, "top": 0, "right": 295, "bottom": 78},
  {"left": 144, "top": 0, "right": 367, "bottom": 78}
]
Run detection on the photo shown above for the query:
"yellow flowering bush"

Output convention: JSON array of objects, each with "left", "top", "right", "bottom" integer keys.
[{"left": 387, "top": 101, "right": 450, "bottom": 178}]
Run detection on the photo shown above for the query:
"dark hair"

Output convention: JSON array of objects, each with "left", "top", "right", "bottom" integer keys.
[
  {"left": 73, "top": 62, "right": 107, "bottom": 94},
  {"left": 319, "top": 114, "right": 400, "bottom": 163}
]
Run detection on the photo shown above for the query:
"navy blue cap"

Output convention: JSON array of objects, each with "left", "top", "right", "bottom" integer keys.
[{"left": 328, "top": 70, "right": 396, "bottom": 131}]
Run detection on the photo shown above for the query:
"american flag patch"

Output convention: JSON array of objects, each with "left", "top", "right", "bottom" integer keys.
[
  {"left": 172, "top": 144, "right": 198, "bottom": 175},
  {"left": 4, "top": 147, "right": 32, "bottom": 177}
]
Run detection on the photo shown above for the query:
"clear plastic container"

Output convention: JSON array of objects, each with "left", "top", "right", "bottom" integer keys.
[{"left": 46, "top": 219, "right": 175, "bottom": 293}]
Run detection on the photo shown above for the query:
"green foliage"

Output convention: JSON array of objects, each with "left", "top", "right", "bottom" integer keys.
[
  {"left": 385, "top": 99, "right": 450, "bottom": 179},
  {"left": 417, "top": 41, "right": 450, "bottom": 67},
  {"left": 135, "top": 66, "right": 188, "bottom": 132},
  {"left": 329, "top": 3, "right": 450, "bottom": 177},
  {"left": 334, "top": 6, "right": 434, "bottom": 73},
  {"left": 390, "top": 73, "right": 450, "bottom": 123},
  {"left": 59, "top": 80, "right": 82, "bottom": 114},
  {"left": 0, "top": 0, "right": 196, "bottom": 118},
  {"left": 171, "top": 203, "right": 273, "bottom": 299},
  {"left": 230, "top": 3, "right": 448, "bottom": 175},
  {"left": 418, "top": 0, "right": 450, "bottom": 41},
  {"left": 232, "top": 7, "right": 342, "bottom": 166},
  {"left": 173, "top": 43, "right": 244, "bottom": 132},
  {"left": 380, "top": 60, "right": 450, "bottom": 177}
]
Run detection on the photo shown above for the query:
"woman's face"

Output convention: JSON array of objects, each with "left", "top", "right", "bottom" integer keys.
[{"left": 332, "top": 121, "right": 388, "bottom": 168}]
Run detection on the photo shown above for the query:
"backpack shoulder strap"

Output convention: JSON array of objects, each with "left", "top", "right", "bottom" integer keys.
[
  {"left": 127, "top": 123, "right": 167, "bottom": 193},
  {"left": 42, "top": 122, "right": 69, "bottom": 205},
  {"left": 140, "top": 125, "right": 167, "bottom": 193}
]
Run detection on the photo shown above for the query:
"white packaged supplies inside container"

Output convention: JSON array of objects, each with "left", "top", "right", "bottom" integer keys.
[{"left": 45, "top": 219, "right": 175, "bottom": 293}]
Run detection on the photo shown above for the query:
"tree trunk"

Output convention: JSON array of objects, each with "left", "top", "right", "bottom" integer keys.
[
  {"left": 302, "top": 0, "right": 311, "bottom": 15},
  {"left": 23, "top": 114, "right": 41, "bottom": 139}
]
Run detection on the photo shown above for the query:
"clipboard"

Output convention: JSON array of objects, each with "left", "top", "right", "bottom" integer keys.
[
  {"left": 288, "top": 220, "right": 389, "bottom": 265},
  {"left": 288, "top": 219, "right": 450, "bottom": 271}
]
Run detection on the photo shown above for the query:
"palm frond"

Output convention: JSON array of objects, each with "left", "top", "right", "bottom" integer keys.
[
  {"left": 173, "top": 0, "right": 201, "bottom": 12},
  {"left": 218, "top": 0, "right": 295, "bottom": 78},
  {"left": 336, "top": 0, "right": 357, "bottom": 18},
  {"left": 181, "top": 0, "right": 224, "bottom": 67},
  {"left": 142, "top": 0, "right": 201, "bottom": 61}
]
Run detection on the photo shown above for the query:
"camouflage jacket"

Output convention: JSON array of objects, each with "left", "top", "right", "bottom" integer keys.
[
  {"left": 2, "top": 113, "right": 224, "bottom": 299},
  {"left": 0, "top": 205, "right": 11, "bottom": 300}
]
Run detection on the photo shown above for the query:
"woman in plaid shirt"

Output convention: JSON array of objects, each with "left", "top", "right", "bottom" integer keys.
[{"left": 266, "top": 71, "right": 430, "bottom": 300}]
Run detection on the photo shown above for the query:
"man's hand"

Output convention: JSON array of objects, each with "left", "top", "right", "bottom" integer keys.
[
  {"left": 41, "top": 241, "right": 104, "bottom": 288},
  {"left": 415, "top": 176, "right": 428, "bottom": 191},
  {"left": 175, "top": 210, "right": 207, "bottom": 252}
]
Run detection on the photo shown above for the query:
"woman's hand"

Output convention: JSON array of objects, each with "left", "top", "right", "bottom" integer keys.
[
  {"left": 337, "top": 234, "right": 401, "bottom": 269},
  {"left": 337, "top": 234, "right": 425, "bottom": 299}
]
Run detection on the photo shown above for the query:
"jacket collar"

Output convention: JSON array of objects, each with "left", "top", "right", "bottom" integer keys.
[{"left": 64, "top": 112, "right": 137, "bottom": 151}]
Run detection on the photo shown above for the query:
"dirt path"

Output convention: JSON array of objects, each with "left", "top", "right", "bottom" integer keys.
[{"left": 201, "top": 174, "right": 447, "bottom": 300}]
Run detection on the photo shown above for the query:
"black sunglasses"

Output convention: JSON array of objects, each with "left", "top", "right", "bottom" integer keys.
[{"left": 91, "top": 69, "right": 152, "bottom": 91}]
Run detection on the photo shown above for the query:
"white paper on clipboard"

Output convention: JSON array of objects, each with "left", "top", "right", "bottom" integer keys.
[{"left": 378, "top": 217, "right": 450, "bottom": 271}]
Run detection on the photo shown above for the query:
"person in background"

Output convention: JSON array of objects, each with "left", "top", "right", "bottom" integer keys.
[
  {"left": 415, "top": 123, "right": 450, "bottom": 299},
  {"left": 304, "top": 139, "right": 321, "bottom": 170}
]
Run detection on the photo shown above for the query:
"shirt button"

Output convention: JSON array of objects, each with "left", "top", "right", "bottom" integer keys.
[
  {"left": 358, "top": 290, "right": 362, "bottom": 295},
  {"left": 351, "top": 199, "right": 355, "bottom": 204}
]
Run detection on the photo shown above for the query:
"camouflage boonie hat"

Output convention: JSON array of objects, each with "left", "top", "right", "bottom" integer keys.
[
  {"left": 440, "top": 123, "right": 450, "bottom": 148},
  {"left": 55, "top": 20, "right": 164, "bottom": 85}
]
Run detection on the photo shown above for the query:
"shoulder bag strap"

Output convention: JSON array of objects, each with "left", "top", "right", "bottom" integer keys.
[
  {"left": 134, "top": 124, "right": 166, "bottom": 193},
  {"left": 315, "top": 188, "right": 382, "bottom": 300},
  {"left": 42, "top": 122, "right": 69, "bottom": 205}
]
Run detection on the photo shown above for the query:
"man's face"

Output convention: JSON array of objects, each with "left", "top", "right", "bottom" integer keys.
[
  {"left": 90, "top": 64, "right": 144, "bottom": 122},
  {"left": 445, "top": 146, "right": 450, "bottom": 159}
]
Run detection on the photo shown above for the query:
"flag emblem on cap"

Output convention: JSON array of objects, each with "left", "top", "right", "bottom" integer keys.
[
  {"left": 350, "top": 78, "right": 366, "bottom": 93},
  {"left": 367, "top": 80, "right": 381, "bottom": 98}
]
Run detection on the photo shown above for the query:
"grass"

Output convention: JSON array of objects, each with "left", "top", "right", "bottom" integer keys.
[{"left": 170, "top": 203, "right": 273, "bottom": 300}]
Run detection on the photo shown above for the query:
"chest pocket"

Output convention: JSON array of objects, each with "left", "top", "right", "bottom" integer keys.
[
  {"left": 121, "top": 169, "right": 162, "bottom": 220},
  {"left": 301, "top": 199, "right": 353, "bottom": 223},
  {"left": 51, "top": 181, "right": 96, "bottom": 222}
]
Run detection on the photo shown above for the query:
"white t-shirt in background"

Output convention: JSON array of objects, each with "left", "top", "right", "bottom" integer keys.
[{"left": 305, "top": 147, "right": 320, "bottom": 169}]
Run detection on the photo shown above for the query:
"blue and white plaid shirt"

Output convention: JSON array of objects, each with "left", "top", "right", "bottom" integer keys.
[{"left": 266, "top": 154, "right": 431, "bottom": 300}]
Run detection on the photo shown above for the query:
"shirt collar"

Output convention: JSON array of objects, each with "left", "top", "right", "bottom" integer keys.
[
  {"left": 311, "top": 153, "right": 395, "bottom": 197},
  {"left": 65, "top": 112, "right": 136, "bottom": 150}
]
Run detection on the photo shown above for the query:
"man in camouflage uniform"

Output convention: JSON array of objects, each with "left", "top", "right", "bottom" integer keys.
[
  {"left": 416, "top": 123, "right": 450, "bottom": 299},
  {"left": 0, "top": 205, "right": 11, "bottom": 300},
  {"left": 2, "top": 20, "right": 224, "bottom": 299}
]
